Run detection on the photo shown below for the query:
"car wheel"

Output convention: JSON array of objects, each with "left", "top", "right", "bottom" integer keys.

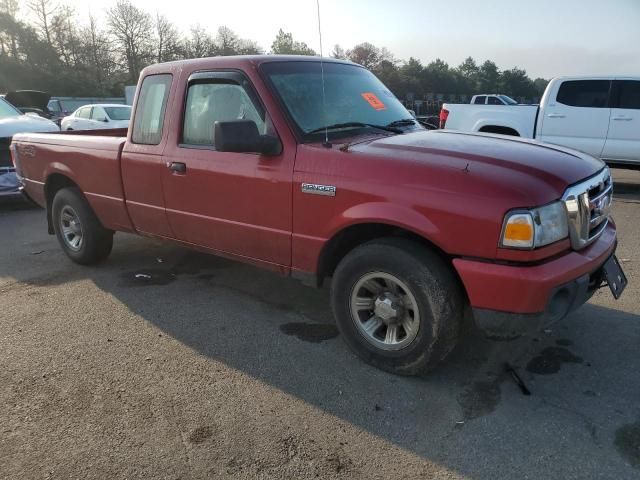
[
  {"left": 331, "top": 238, "right": 463, "bottom": 375},
  {"left": 52, "top": 187, "right": 113, "bottom": 265}
]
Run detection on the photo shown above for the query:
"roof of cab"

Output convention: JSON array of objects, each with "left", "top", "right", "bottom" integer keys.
[
  {"left": 141, "top": 54, "right": 358, "bottom": 76},
  {"left": 550, "top": 75, "right": 640, "bottom": 81}
]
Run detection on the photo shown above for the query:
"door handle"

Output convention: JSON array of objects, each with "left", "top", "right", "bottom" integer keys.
[
  {"left": 547, "top": 113, "right": 566, "bottom": 118},
  {"left": 612, "top": 116, "right": 632, "bottom": 121},
  {"left": 168, "top": 161, "right": 186, "bottom": 174}
]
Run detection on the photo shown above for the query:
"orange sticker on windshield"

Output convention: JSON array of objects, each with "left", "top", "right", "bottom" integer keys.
[{"left": 361, "top": 92, "right": 386, "bottom": 111}]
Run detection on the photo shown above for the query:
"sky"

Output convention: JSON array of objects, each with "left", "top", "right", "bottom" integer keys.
[{"left": 44, "top": 0, "right": 640, "bottom": 79}]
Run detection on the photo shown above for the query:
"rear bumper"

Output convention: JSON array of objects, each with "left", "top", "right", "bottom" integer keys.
[{"left": 453, "top": 222, "right": 617, "bottom": 335}]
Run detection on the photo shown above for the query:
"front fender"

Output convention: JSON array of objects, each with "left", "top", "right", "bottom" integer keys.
[{"left": 327, "top": 201, "right": 444, "bottom": 250}]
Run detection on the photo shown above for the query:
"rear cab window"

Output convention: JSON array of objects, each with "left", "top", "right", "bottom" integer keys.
[
  {"left": 556, "top": 80, "right": 611, "bottom": 108},
  {"left": 611, "top": 80, "right": 640, "bottom": 110},
  {"left": 474, "top": 96, "right": 486, "bottom": 104},
  {"left": 132, "top": 74, "right": 172, "bottom": 145}
]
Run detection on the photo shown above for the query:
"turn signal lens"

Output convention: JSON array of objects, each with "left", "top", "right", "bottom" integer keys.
[
  {"left": 500, "top": 201, "right": 569, "bottom": 250},
  {"left": 501, "top": 213, "right": 534, "bottom": 248}
]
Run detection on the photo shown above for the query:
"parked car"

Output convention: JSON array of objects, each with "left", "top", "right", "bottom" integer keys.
[
  {"left": 441, "top": 76, "right": 640, "bottom": 168},
  {"left": 3, "top": 90, "right": 63, "bottom": 123},
  {"left": 12, "top": 56, "right": 625, "bottom": 375},
  {"left": 470, "top": 94, "right": 518, "bottom": 105},
  {"left": 61, "top": 104, "right": 131, "bottom": 131},
  {"left": 46, "top": 98, "right": 71, "bottom": 125},
  {"left": 0, "top": 96, "right": 59, "bottom": 197}
]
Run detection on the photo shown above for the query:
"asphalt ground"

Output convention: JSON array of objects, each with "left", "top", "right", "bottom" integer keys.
[{"left": 1, "top": 168, "right": 639, "bottom": 479}]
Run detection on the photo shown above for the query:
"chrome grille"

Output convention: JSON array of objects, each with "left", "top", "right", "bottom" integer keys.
[{"left": 562, "top": 168, "right": 612, "bottom": 250}]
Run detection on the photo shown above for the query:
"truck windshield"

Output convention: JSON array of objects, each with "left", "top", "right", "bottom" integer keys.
[
  {"left": 499, "top": 95, "right": 518, "bottom": 105},
  {"left": 261, "top": 61, "right": 417, "bottom": 141},
  {"left": 0, "top": 98, "right": 21, "bottom": 118}
]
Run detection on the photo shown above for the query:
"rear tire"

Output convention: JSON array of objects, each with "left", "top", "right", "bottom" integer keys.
[
  {"left": 51, "top": 187, "right": 113, "bottom": 265},
  {"left": 331, "top": 238, "right": 463, "bottom": 375}
]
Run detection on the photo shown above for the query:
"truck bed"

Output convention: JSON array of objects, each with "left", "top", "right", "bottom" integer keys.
[
  {"left": 12, "top": 128, "right": 134, "bottom": 233},
  {"left": 442, "top": 104, "right": 539, "bottom": 137}
]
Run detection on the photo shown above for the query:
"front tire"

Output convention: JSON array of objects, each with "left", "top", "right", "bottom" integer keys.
[
  {"left": 331, "top": 238, "right": 463, "bottom": 375},
  {"left": 52, "top": 187, "right": 113, "bottom": 265}
]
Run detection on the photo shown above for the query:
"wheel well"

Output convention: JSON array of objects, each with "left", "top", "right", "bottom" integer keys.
[
  {"left": 479, "top": 125, "right": 520, "bottom": 136},
  {"left": 44, "top": 174, "right": 79, "bottom": 234},
  {"left": 317, "top": 223, "right": 450, "bottom": 285}
]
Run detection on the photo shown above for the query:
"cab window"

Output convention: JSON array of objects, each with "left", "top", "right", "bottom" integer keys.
[
  {"left": 182, "top": 80, "right": 267, "bottom": 147},
  {"left": 473, "top": 96, "right": 486, "bottom": 104},
  {"left": 612, "top": 80, "right": 640, "bottom": 110},
  {"left": 132, "top": 74, "right": 172, "bottom": 145},
  {"left": 556, "top": 80, "right": 611, "bottom": 108}
]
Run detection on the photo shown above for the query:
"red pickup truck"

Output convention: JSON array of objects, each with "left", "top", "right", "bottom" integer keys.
[{"left": 11, "top": 56, "right": 626, "bottom": 375}]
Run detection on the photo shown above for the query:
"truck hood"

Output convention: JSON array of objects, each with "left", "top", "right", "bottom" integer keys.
[
  {"left": 5, "top": 90, "right": 51, "bottom": 111},
  {"left": 0, "top": 115, "right": 60, "bottom": 138},
  {"left": 352, "top": 129, "right": 605, "bottom": 205}
]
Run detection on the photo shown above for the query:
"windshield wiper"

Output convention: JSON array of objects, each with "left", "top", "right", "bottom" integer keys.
[
  {"left": 308, "top": 122, "right": 402, "bottom": 135},
  {"left": 389, "top": 117, "right": 438, "bottom": 130},
  {"left": 386, "top": 118, "right": 417, "bottom": 127}
]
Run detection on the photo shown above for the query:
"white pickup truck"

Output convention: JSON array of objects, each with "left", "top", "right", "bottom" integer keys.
[
  {"left": 441, "top": 76, "right": 640, "bottom": 168},
  {"left": 470, "top": 94, "right": 518, "bottom": 105}
]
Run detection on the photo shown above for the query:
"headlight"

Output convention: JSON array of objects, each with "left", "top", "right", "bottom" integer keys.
[{"left": 501, "top": 201, "right": 569, "bottom": 249}]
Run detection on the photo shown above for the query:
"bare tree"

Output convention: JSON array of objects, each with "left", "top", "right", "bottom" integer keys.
[
  {"left": 50, "top": 5, "right": 80, "bottom": 66},
  {"left": 183, "top": 24, "right": 214, "bottom": 59},
  {"left": 106, "top": 0, "right": 153, "bottom": 83},
  {"left": 0, "top": 0, "right": 17, "bottom": 16},
  {"left": 331, "top": 44, "right": 346, "bottom": 60},
  {"left": 155, "top": 13, "right": 180, "bottom": 63},
  {"left": 78, "top": 14, "right": 116, "bottom": 94},
  {"left": 0, "top": 0, "right": 20, "bottom": 57},
  {"left": 28, "top": 0, "right": 57, "bottom": 46},
  {"left": 213, "top": 26, "right": 262, "bottom": 55},
  {"left": 214, "top": 25, "right": 238, "bottom": 56},
  {"left": 237, "top": 38, "right": 262, "bottom": 55}
]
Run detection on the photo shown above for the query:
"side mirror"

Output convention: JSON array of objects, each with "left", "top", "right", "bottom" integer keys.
[{"left": 214, "top": 120, "right": 281, "bottom": 156}]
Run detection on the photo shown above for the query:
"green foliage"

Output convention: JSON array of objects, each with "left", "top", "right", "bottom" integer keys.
[
  {"left": 270, "top": 29, "right": 316, "bottom": 56},
  {"left": 0, "top": 1, "right": 546, "bottom": 100}
]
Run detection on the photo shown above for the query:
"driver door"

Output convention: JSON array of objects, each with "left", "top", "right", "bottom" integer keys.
[{"left": 161, "top": 71, "right": 294, "bottom": 267}]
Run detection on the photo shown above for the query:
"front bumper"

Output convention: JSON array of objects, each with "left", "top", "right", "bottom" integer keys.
[{"left": 453, "top": 222, "right": 617, "bottom": 336}]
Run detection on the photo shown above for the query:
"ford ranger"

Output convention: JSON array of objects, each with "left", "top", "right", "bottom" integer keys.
[{"left": 11, "top": 56, "right": 626, "bottom": 375}]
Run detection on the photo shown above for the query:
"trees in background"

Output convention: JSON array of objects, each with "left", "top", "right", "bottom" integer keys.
[
  {"left": 271, "top": 29, "right": 315, "bottom": 55},
  {"left": 0, "top": 0, "right": 548, "bottom": 100},
  {"left": 106, "top": 0, "right": 153, "bottom": 84}
]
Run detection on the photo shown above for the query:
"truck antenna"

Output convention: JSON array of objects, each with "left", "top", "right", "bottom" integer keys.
[{"left": 317, "top": 0, "right": 331, "bottom": 148}]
